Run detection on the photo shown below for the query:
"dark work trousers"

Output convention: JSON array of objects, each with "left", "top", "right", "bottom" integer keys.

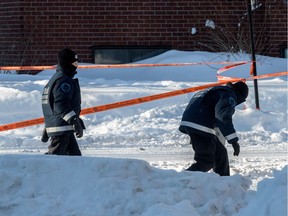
[
  {"left": 46, "top": 133, "right": 82, "bottom": 156},
  {"left": 186, "top": 133, "right": 230, "bottom": 176}
]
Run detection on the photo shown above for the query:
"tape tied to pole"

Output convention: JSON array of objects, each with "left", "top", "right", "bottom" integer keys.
[{"left": 0, "top": 60, "right": 287, "bottom": 132}]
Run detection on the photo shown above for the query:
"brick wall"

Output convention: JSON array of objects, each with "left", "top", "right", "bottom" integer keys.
[
  {"left": 0, "top": 0, "right": 287, "bottom": 67},
  {"left": 0, "top": 0, "right": 23, "bottom": 66},
  {"left": 265, "top": 0, "right": 288, "bottom": 57}
]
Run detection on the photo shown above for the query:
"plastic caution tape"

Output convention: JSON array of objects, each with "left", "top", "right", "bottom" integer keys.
[
  {"left": 0, "top": 71, "right": 286, "bottom": 132},
  {"left": 0, "top": 79, "right": 241, "bottom": 132},
  {"left": 216, "top": 61, "right": 252, "bottom": 82},
  {"left": 0, "top": 117, "right": 44, "bottom": 132},
  {"left": 217, "top": 61, "right": 251, "bottom": 74},
  {"left": 246, "top": 71, "right": 288, "bottom": 80},
  {"left": 0, "top": 61, "right": 250, "bottom": 71},
  {"left": 217, "top": 75, "right": 242, "bottom": 82},
  {"left": 80, "top": 79, "right": 242, "bottom": 116},
  {"left": 218, "top": 71, "right": 288, "bottom": 82}
]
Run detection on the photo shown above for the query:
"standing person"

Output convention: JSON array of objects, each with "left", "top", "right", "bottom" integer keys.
[
  {"left": 179, "top": 81, "right": 248, "bottom": 176},
  {"left": 41, "top": 48, "right": 85, "bottom": 155}
]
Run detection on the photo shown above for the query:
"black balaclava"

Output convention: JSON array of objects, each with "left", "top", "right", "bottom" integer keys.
[
  {"left": 226, "top": 81, "right": 249, "bottom": 104},
  {"left": 57, "top": 48, "right": 78, "bottom": 77}
]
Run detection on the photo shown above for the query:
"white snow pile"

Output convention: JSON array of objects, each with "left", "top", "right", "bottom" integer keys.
[
  {"left": 0, "top": 155, "right": 251, "bottom": 216},
  {"left": 0, "top": 50, "right": 287, "bottom": 216}
]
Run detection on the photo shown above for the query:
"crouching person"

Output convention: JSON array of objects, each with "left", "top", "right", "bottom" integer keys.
[
  {"left": 179, "top": 81, "right": 248, "bottom": 176},
  {"left": 41, "top": 48, "right": 84, "bottom": 155}
]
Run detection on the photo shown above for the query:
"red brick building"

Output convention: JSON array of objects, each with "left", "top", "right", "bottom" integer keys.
[{"left": 0, "top": 0, "right": 287, "bottom": 67}]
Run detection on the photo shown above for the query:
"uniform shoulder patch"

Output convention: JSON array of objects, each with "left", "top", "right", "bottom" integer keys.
[
  {"left": 228, "top": 97, "right": 236, "bottom": 107},
  {"left": 60, "top": 82, "right": 71, "bottom": 93}
]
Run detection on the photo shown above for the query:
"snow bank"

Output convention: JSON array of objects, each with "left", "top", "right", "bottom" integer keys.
[
  {"left": 0, "top": 154, "right": 251, "bottom": 216},
  {"left": 234, "top": 166, "right": 287, "bottom": 216}
]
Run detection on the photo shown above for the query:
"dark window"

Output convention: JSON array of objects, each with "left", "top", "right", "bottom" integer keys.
[
  {"left": 92, "top": 46, "right": 171, "bottom": 64},
  {"left": 280, "top": 46, "right": 288, "bottom": 58}
]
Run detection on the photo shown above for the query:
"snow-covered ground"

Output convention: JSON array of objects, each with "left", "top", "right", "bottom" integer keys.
[{"left": 0, "top": 51, "right": 287, "bottom": 216}]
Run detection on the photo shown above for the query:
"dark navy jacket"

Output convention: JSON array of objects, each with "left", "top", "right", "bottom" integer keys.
[
  {"left": 179, "top": 86, "right": 239, "bottom": 144},
  {"left": 42, "top": 66, "right": 81, "bottom": 137}
]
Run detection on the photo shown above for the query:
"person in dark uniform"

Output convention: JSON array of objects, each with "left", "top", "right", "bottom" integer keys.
[
  {"left": 179, "top": 81, "right": 249, "bottom": 176},
  {"left": 41, "top": 48, "right": 85, "bottom": 155}
]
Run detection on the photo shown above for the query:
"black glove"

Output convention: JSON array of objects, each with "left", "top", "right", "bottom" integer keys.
[
  {"left": 78, "top": 118, "right": 86, "bottom": 129},
  {"left": 232, "top": 142, "right": 240, "bottom": 156},
  {"left": 71, "top": 117, "right": 83, "bottom": 138},
  {"left": 41, "top": 128, "right": 49, "bottom": 142}
]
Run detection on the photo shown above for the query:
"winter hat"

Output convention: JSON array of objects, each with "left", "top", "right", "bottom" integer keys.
[
  {"left": 232, "top": 81, "right": 249, "bottom": 104},
  {"left": 57, "top": 48, "right": 78, "bottom": 76},
  {"left": 57, "top": 48, "right": 78, "bottom": 67}
]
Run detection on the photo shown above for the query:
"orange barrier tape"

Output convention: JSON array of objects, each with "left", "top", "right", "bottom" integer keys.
[
  {"left": 249, "top": 62, "right": 255, "bottom": 76},
  {"left": 246, "top": 71, "right": 288, "bottom": 80},
  {"left": 0, "top": 117, "right": 44, "bottom": 132},
  {"left": 217, "top": 61, "right": 251, "bottom": 74},
  {"left": 217, "top": 75, "right": 242, "bottom": 82},
  {"left": 0, "top": 66, "right": 55, "bottom": 71},
  {"left": 0, "top": 79, "right": 241, "bottom": 132},
  {"left": 218, "top": 71, "right": 288, "bottom": 82},
  {"left": 0, "top": 61, "right": 250, "bottom": 71},
  {"left": 217, "top": 61, "right": 251, "bottom": 82},
  {"left": 80, "top": 79, "right": 242, "bottom": 116},
  {"left": 0, "top": 71, "right": 286, "bottom": 132}
]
